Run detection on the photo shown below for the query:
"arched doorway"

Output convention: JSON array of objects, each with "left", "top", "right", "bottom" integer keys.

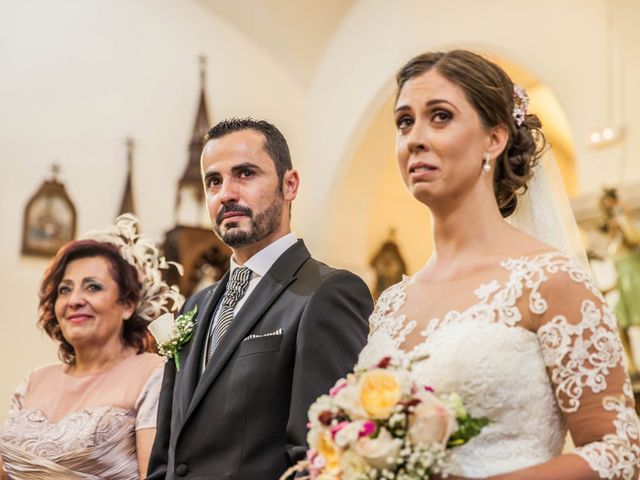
[{"left": 322, "top": 53, "right": 579, "bottom": 288}]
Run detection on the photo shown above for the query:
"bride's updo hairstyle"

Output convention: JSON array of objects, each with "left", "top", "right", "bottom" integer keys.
[{"left": 396, "top": 50, "right": 547, "bottom": 217}]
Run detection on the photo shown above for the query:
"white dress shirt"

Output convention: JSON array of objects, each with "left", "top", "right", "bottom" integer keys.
[
  {"left": 203, "top": 232, "right": 298, "bottom": 367},
  {"left": 225, "top": 232, "right": 298, "bottom": 315}
]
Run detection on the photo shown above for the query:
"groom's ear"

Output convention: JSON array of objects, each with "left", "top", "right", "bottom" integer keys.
[
  {"left": 282, "top": 169, "right": 299, "bottom": 202},
  {"left": 487, "top": 124, "right": 509, "bottom": 158}
]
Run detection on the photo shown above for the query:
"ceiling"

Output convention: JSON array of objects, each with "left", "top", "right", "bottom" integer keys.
[
  {"left": 197, "top": 1, "right": 576, "bottom": 195},
  {"left": 198, "top": 0, "right": 355, "bottom": 86}
]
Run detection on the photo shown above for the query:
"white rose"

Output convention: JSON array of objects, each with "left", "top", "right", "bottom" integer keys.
[
  {"left": 355, "top": 333, "right": 401, "bottom": 370},
  {"left": 408, "top": 391, "right": 457, "bottom": 446},
  {"left": 307, "top": 426, "right": 321, "bottom": 450},
  {"left": 332, "top": 382, "right": 366, "bottom": 420},
  {"left": 340, "top": 450, "right": 370, "bottom": 479},
  {"left": 308, "top": 395, "right": 334, "bottom": 425},
  {"left": 147, "top": 312, "right": 177, "bottom": 344},
  {"left": 353, "top": 428, "right": 401, "bottom": 470},
  {"left": 333, "top": 421, "right": 365, "bottom": 448}
]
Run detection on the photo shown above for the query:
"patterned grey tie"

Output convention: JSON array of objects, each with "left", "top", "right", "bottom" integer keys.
[{"left": 206, "top": 266, "right": 252, "bottom": 364}]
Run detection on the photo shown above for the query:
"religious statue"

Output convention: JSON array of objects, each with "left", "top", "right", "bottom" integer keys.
[
  {"left": 598, "top": 188, "right": 640, "bottom": 375},
  {"left": 599, "top": 188, "right": 640, "bottom": 328}
]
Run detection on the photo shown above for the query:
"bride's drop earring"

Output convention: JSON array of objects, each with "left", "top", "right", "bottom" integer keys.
[{"left": 482, "top": 153, "right": 491, "bottom": 173}]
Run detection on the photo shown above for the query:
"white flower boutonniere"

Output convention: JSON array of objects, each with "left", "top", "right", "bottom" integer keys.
[{"left": 148, "top": 306, "right": 197, "bottom": 372}]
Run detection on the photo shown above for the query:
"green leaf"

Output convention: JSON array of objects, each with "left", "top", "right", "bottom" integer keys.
[
  {"left": 447, "top": 415, "right": 490, "bottom": 448},
  {"left": 174, "top": 350, "right": 181, "bottom": 372}
]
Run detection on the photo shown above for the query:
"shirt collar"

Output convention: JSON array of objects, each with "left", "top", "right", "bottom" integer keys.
[{"left": 229, "top": 232, "right": 298, "bottom": 278}]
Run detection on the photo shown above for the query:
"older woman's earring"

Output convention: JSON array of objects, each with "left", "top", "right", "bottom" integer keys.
[{"left": 482, "top": 153, "right": 491, "bottom": 173}]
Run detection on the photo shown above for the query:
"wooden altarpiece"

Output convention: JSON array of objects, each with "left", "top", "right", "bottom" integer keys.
[{"left": 162, "top": 57, "right": 231, "bottom": 297}]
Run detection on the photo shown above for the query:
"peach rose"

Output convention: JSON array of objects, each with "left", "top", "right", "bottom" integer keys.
[
  {"left": 408, "top": 391, "right": 457, "bottom": 446},
  {"left": 358, "top": 369, "right": 402, "bottom": 419}
]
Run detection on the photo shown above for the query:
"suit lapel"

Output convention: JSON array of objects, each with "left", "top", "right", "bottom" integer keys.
[
  {"left": 179, "top": 272, "right": 229, "bottom": 417},
  {"left": 184, "top": 240, "right": 311, "bottom": 422}
]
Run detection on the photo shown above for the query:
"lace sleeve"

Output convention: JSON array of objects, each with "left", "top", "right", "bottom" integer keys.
[
  {"left": 367, "top": 278, "right": 412, "bottom": 341},
  {"left": 535, "top": 258, "right": 640, "bottom": 479}
]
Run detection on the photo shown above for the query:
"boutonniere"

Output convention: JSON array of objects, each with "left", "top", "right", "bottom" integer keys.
[{"left": 148, "top": 306, "right": 198, "bottom": 371}]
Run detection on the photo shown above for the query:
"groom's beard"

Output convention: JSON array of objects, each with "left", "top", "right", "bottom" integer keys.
[{"left": 213, "top": 198, "right": 283, "bottom": 248}]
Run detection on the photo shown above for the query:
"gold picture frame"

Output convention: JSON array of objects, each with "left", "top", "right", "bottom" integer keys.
[{"left": 22, "top": 169, "right": 77, "bottom": 257}]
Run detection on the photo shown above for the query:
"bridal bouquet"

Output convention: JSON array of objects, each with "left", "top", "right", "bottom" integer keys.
[{"left": 283, "top": 353, "right": 488, "bottom": 480}]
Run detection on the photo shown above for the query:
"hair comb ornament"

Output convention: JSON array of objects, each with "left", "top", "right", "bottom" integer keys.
[
  {"left": 82, "top": 214, "right": 185, "bottom": 321},
  {"left": 512, "top": 85, "right": 529, "bottom": 127}
]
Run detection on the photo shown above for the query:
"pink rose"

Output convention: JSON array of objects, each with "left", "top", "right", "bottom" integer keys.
[{"left": 408, "top": 392, "right": 457, "bottom": 446}]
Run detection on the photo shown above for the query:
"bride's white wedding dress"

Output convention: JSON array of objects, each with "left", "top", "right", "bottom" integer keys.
[{"left": 358, "top": 251, "right": 640, "bottom": 479}]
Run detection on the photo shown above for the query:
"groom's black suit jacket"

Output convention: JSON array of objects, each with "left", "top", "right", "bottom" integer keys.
[{"left": 147, "top": 240, "right": 373, "bottom": 480}]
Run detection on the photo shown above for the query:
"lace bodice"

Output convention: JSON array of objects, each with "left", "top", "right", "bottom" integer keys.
[
  {"left": 0, "top": 353, "right": 163, "bottom": 479},
  {"left": 2, "top": 402, "right": 137, "bottom": 458},
  {"left": 360, "top": 251, "right": 640, "bottom": 479}
]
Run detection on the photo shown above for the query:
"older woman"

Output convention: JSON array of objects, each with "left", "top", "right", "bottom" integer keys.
[{"left": 0, "top": 215, "right": 183, "bottom": 479}]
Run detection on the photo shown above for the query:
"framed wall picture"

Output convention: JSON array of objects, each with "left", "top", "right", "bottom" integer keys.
[
  {"left": 370, "top": 230, "right": 407, "bottom": 300},
  {"left": 21, "top": 168, "right": 77, "bottom": 257}
]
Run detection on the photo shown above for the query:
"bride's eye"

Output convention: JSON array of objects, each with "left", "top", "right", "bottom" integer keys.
[
  {"left": 395, "top": 115, "right": 414, "bottom": 131},
  {"left": 431, "top": 110, "right": 452, "bottom": 124}
]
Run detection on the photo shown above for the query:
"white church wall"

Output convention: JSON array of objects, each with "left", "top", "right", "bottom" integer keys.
[{"left": 0, "top": 0, "right": 305, "bottom": 420}]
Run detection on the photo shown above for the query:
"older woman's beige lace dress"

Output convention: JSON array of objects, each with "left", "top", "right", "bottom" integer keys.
[
  {"left": 359, "top": 251, "right": 640, "bottom": 479},
  {"left": 0, "top": 352, "right": 163, "bottom": 479}
]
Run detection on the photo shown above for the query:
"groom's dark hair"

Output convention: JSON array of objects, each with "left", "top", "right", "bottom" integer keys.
[{"left": 203, "top": 117, "right": 292, "bottom": 188}]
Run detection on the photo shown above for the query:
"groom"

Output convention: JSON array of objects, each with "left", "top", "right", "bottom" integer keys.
[{"left": 147, "top": 118, "right": 373, "bottom": 480}]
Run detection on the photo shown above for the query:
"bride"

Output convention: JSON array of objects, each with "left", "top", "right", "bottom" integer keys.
[{"left": 361, "top": 50, "right": 639, "bottom": 479}]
